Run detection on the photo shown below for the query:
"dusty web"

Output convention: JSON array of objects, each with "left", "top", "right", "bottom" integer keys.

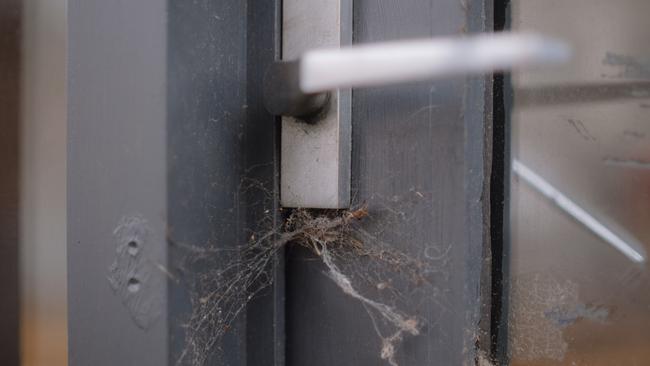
[{"left": 172, "top": 180, "right": 449, "bottom": 366}]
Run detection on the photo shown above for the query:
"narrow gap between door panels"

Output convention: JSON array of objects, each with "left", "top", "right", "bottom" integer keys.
[{"left": 489, "top": 0, "right": 511, "bottom": 364}]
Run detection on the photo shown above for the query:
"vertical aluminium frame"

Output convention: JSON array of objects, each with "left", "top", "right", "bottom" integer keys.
[{"left": 69, "top": 1, "right": 282, "bottom": 364}]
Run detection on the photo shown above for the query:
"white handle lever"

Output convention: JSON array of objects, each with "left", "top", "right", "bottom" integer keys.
[
  {"left": 265, "top": 32, "right": 570, "bottom": 117},
  {"left": 300, "top": 33, "right": 570, "bottom": 93}
]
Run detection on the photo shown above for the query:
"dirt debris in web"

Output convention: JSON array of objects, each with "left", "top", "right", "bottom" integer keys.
[{"left": 174, "top": 203, "right": 447, "bottom": 366}]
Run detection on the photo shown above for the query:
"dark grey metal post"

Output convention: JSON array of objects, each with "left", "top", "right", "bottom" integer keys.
[{"left": 68, "top": 1, "right": 281, "bottom": 365}]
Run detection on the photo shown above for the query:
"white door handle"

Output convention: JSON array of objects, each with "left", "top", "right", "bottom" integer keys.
[
  {"left": 302, "top": 33, "right": 569, "bottom": 92},
  {"left": 264, "top": 32, "right": 570, "bottom": 117}
]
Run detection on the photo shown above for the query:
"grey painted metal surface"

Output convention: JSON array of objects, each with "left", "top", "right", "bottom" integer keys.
[
  {"left": 286, "top": 0, "right": 492, "bottom": 365},
  {"left": 166, "top": 0, "right": 282, "bottom": 365},
  {"left": 242, "top": 3, "right": 285, "bottom": 366},
  {"left": 68, "top": 1, "right": 168, "bottom": 364},
  {"left": 281, "top": 0, "right": 352, "bottom": 209},
  {"left": 69, "top": 0, "right": 282, "bottom": 365}
]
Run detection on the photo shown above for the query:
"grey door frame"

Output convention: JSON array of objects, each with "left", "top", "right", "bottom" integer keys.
[
  {"left": 69, "top": 1, "right": 282, "bottom": 364},
  {"left": 68, "top": 0, "right": 503, "bottom": 365}
]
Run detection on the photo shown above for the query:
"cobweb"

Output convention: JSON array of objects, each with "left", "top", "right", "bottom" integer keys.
[{"left": 171, "top": 181, "right": 450, "bottom": 366}]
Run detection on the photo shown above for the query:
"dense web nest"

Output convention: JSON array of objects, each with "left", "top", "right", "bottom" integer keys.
[{"left": 173, "top": 187, "right": 450, "bottom": 366}]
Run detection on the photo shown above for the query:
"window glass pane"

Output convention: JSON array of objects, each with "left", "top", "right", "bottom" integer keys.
[{"left": 509, "top": 1, "right": 650, "bottom": 365}]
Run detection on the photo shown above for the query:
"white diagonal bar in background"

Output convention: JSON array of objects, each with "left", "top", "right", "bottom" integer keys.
[{"left": 513, "top": 159, "right": 647, "bottom": 263}]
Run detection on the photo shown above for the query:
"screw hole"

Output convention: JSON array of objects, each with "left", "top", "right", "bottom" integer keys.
[
  {"left": 127, "top": 277, "right": 140, "bottom": 293},
  {"left": 127, "top": 240, "right": 139, "bottom": 255}
]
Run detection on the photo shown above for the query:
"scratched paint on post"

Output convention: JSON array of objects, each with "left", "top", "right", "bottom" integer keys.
[{"left": 108, "top": 215, "right": 162, "bottom": 329}]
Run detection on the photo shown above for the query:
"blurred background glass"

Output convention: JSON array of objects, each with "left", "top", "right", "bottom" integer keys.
[
  {"left": 509, "top": 0, "right": 650, "bottom": 364},
  {"left": 20, "top": 0, "right": 67, "bottom": 364}
]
